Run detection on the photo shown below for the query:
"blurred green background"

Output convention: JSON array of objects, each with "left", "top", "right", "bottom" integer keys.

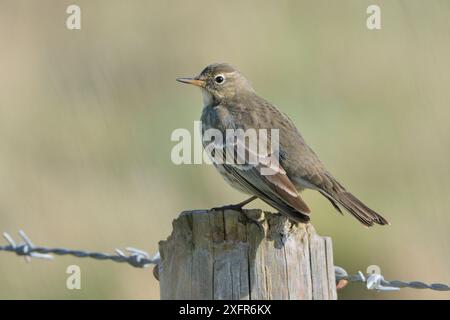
[{"left": 0, "top": 0, "right": 449, "bottom": 299}]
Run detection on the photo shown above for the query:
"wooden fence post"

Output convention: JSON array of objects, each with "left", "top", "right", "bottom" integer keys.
[{"left": 158, "top": 209, "right": 337, "bottom": 300}]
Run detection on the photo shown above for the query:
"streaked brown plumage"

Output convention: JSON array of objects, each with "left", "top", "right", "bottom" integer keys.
[{"left": 177, "top": 63, "right": 389, "bottom": 227}]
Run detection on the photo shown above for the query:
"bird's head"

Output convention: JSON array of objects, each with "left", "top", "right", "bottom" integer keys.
[{"left": 177, "top": 63, "right": 254, "bottom": 106}]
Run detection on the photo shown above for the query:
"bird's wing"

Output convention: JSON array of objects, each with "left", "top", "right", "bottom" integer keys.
[
  {"left": 217, "top": 137, "right": 311, "bottom": 222},
  {"left": 223, "top": 163, "right": 311, "bottom": 222}
]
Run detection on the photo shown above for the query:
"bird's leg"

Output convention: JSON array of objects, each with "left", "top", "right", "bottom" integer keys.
[{"left": 211, "top": 196, "right": 257, "bottom": 212}]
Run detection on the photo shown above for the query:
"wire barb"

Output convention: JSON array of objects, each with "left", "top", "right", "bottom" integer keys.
[
  {"left": 334, "top": 266, "right": 450, "bottom": 292},
  {"left": 2, "top": 231, "right": 54, "bottom": 261}
]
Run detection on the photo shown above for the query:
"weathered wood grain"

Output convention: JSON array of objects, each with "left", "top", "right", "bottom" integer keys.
[{"left": 158, "top": 209, "right": 337, "bottom": 300}]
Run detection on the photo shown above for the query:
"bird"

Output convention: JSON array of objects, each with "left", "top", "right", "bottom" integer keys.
[{"left": 176, "top": 63, "right": 389, "bottom": 227}]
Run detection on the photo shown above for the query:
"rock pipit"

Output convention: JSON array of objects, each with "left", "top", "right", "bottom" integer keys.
[{"left": 177, "top": 63, "right": 388, "bottom": 227}]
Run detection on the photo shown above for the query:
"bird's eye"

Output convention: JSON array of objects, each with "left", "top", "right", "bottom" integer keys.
[{"left": 214, "top": 75, "right": 225, "bottom": 84}]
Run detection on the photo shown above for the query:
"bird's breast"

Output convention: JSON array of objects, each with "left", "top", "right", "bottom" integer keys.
[{"left": 201, "top": 104, "right": 236, "bottom": 133}]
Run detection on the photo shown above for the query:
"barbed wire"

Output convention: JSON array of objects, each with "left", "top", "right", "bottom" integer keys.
[
  {"left": 0, "top": 230, "right": 448, "bottom": 292},
  {"left": 0, "top": 230, "right": 160, "bottom": 268},
  {"left": 334, "top": 266, "right": 449, "bottom": 292}
]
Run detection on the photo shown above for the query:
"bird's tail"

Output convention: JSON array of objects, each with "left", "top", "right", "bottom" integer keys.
[{"left": 331, "top": 190, "right": 389, "bottom": 227}]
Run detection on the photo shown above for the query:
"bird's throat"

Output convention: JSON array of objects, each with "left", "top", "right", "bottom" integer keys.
[{"left": 201, "top": 89, "right": 214, "bottom": 107}]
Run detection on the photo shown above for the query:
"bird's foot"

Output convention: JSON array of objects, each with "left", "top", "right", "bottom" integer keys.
[
  {"left": 211, "top": 204, "right": 245, "bottom": 212},
  {"left": 211, "top": 196, "right": 258, "bottom": 212}
]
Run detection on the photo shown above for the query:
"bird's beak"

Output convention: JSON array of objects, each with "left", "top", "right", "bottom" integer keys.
[{"left": 176, "top": 77, "right": 206, "bottom": 87}]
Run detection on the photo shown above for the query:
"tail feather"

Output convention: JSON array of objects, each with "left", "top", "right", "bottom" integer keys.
[
  {"left": 319, "top": 190, "right": 343, "bottom": 215},
  {"left": 331, "top": 191, "right": 389, "bottom": 227}
]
